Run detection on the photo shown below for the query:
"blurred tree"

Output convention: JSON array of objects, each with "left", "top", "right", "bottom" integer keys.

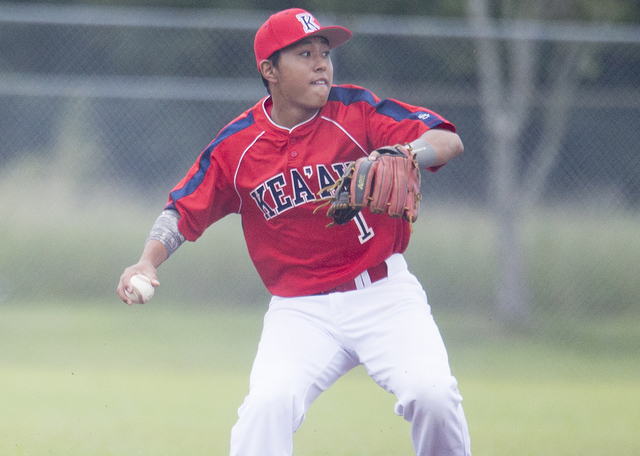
[{"left": 467, "top": 0, "right": 601, "bottom": 327}]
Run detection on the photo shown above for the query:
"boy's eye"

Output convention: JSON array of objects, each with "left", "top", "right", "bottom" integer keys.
[{"left": 298, "top": 49, "right": 330, "bottom": 58}]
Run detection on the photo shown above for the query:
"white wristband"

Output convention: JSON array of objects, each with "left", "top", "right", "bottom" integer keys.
[{"left": 407, "top": 138, "right": 437, "bottom": 168}]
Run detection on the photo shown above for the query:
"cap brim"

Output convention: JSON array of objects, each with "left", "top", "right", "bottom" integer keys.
[{"left": 305, "top": 26, "right": 353, "bottom": 50}]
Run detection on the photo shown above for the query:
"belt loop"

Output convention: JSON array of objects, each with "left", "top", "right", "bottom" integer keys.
[
  {"left": 316, "top": 259, "right": 390, "bottom": 295},
  {"left": 355, "top": 270, "right": 371, "bottom": 290}
]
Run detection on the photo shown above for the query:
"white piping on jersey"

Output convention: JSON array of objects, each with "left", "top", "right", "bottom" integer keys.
[
  {"left": 320, "top": 116, "right": 368, "bottom": 155},
  {"left": 233, "top": 106, "right": 366, "bottom": 215},
  {"left": 261, "top": 96, "right": 319, "bottom": 133},
  {"left": 234, "top": 131, "right": 266, "bottom": 214}
]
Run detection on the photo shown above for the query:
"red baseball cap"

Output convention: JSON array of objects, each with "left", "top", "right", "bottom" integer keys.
[{"left": 254, "top": 8, "right": 352, "bottom": 70}]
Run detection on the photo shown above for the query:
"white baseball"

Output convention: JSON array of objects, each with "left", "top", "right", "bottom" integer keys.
[{"left": 125, "top": 274, "right": 155, "bottom": 304}]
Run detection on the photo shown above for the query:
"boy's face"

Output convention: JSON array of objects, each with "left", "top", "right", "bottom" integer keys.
[{"left": 271, "top": 36, "right": 333, "bottom": 113}]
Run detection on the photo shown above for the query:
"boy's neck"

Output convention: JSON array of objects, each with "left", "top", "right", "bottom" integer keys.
[{"left": 269, "top": 102, "right": 320, "bottom": 130}]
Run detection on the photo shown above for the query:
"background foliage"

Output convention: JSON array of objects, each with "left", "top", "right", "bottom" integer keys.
[
  {"left": 1, "top": 3, "right": 639, "bottom": 325},
  {"left": 10, "top": 0, "right": 640, "bottom": 23}
]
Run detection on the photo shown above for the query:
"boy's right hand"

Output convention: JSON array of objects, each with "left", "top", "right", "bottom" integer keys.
[{"left": 117, "top": 262, "right": 160, "bottom": 306}]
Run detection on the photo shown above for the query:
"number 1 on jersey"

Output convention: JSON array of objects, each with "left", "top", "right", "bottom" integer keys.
[{"left": 354, "top": 213, "right": 374, "bottom": 244}]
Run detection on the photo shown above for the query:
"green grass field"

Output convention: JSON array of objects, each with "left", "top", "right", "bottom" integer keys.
[
  {"left": 1, "top": 300, "right": 638, "bottom": 456},
  {"left": 1, "top": 200, "right": 638, "bottom": 454}
]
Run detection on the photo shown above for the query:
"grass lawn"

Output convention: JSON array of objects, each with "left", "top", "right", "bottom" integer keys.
[{"left": 1, "top": 300, "right": 638, "bottom": 455}]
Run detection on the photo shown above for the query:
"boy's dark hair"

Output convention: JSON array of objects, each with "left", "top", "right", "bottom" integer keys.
[{"left": 261, "top": 50, "right": 281, "bottom": 94}]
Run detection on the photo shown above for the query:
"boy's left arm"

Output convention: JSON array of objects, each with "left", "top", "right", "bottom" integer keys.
[{"left": 408, "top": 129, "right": 464, "bottom": 169}]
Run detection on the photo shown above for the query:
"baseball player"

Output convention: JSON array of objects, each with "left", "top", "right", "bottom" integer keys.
[{"left": 117, "top": 8, "right": 471, "bottom": 456}]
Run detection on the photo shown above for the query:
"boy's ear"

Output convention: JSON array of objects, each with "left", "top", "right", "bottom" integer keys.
[{"left": 259, "top": 60, "right": 278, "bottom": 84}]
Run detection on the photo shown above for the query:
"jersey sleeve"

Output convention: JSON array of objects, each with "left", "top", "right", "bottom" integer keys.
[
  {"left": 165, "top": 140, "right": 240, "bottom": 242},
  {"left": 370, "top": 97, "right": 455, "bottom": 172},
  {"left": 368, "top": 98, "right": 454, "bottom": 145},
  {"left": 330, "top": 85, "right": 455, "bottom": 171},
  {"left": 164, "top": 109, "right": 258, "bottom": 241}
]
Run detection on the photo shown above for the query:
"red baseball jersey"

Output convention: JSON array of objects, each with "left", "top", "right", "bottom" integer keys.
[{"left": 166, "top": 84, "right": 455, "bottom": 297}]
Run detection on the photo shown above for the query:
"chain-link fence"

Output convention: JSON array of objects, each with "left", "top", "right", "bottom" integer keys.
[{"left": 1, "top": 4, "right": 639, "bottom": 325}]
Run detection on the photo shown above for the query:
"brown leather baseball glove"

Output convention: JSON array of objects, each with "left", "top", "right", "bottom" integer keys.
[{"left": 315, "top": 145, "right": 422, "bottom": 229}]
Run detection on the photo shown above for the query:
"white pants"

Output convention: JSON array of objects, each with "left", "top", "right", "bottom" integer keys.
[{"left": 230, "top": 254, "right": 471, "bottom": 456}]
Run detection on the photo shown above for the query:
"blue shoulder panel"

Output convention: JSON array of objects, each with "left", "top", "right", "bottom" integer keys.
[
  {"left": 167, "top": 111, "right": 255, "bottom": 208},
  {"left": 375, "top": 99, "right": 444, "bottom": 128},
  {"left": 328, "top": 85, "right": 378, "bottom": 106},
  {"left": 328, "top": 86, "right": 443, "bottom": 129}
]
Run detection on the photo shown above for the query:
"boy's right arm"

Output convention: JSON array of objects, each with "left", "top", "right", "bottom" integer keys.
[
  {"left": 117, "top": 209, "right": 186, "bottom": 305},
  {"left": 117, "top": 239, "right": 167, "bottom": 305}
]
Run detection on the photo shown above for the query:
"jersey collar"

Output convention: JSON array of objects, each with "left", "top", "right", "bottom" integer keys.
[{"left": 261, "top": 96, "right": 320, "bottom": 133}]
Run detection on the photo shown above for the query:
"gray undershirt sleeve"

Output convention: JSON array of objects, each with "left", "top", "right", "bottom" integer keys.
[
  {"left": 408, "top": 138, "right": 438, "bottom": 169},
  {"left": 147, "top": 209, "right": 186, "bottom": 258}
]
